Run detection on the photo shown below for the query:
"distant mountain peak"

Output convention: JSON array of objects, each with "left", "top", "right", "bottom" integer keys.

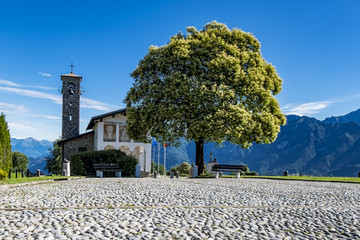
[
  {"left": 11, "top": 137, "right": 52, "bottom": 158},
  {"left": 12, "top": 137, "right": 43, "bottom": 142},
  {"left": 285, "top": 115, "right": 301, "bottom": 122},
  {"left": 323, "top": 108, "right": 360, "bottom": 125}
]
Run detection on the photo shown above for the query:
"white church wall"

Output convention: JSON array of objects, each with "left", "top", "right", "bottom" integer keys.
[
  {"left": 92, "top": 113, "right": 151, "bottom": 173},
  {"left": 145, "top": 143, "right": 151, "bottom": 172},
  {"left": 94, "top": 121, "right": 104, "bottom": 151}
]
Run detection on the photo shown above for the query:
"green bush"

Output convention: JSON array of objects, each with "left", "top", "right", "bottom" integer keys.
[
  {"left": 70, "top": 155, "right": 85, "bottom": 176},
  {"left": 171, "top": 162, "right": 191, "bottom": 174},
  {"left": 245, "top": 171, "right": 258, "bottom": 176},
  {"left": 12, "top": 151, "right": 28, "bottom": 172},
  {"left": 0, "top": 169, "right": 7, "bottom": 180},
  {"left": 70, "top": 150, "right": 137, "bottom": 177}
]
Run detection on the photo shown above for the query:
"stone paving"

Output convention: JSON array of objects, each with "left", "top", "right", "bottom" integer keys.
[{"left": 0, "top": 178, "right": 359, "bottom": 239}]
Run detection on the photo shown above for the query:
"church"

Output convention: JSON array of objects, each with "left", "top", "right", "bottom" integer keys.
[{"left": 57, "top": 71, "right": 151, "bottom": 176}]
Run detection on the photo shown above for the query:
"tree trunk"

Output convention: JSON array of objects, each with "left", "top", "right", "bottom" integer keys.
[{"left": 195, "top": 138, "right": 205, "bottom": 176}]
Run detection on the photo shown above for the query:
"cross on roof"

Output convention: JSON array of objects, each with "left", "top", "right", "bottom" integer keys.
[{"left": 69, "top": 62, "right": 75, "bottom": 73}]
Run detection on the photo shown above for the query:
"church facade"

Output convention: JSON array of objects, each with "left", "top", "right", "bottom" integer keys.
[{"left": 58, "top": 71, "right": 151, "bottom": 175}]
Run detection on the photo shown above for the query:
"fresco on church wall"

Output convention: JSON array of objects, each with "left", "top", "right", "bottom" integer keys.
[
  {"left": 119, "top": 125, "right": 131, "bottom": 142},
  {"left": 104, "top": 124, "right": 116, "bottom": 142}
]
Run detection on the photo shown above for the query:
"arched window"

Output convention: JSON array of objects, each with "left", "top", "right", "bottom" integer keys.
[{"left": 104, "top": 145, "right": 115, "bottom": 150}]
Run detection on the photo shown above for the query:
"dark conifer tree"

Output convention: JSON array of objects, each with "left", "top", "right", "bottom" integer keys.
[{"left": 0, "top": 113, "right": 12, "bottom": 174}]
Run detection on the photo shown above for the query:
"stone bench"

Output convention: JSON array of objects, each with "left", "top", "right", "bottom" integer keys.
[
  {"left": 93, "top": 163, "right": 122, "bottom": 178},
  {"left": 211, "top": 164, "right": 245, "bottom": 178}
]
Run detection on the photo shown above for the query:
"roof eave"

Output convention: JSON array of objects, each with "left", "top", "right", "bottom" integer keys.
[{"left": 86, "top": 108, "right": 127, "bottom": 130}]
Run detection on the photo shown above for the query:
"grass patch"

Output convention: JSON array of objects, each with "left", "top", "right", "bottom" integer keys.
[
  {"left": 220, "top": 175, "right": 239, "bottom": 178},
  {"left": 0, "top": 175, "right": 73, "bottom": 185},
  {"left": 243, "top": 175, "right": 360, "bottom": 183},
  {"left": 198, "top": 172, "right": 215, "bottom": 178}
]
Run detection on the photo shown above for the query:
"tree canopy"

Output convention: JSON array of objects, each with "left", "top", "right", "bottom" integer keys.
[
  {"left": 12, "top": 151, "right": 28, "bottom": 172},
  {"left": 45, "top": 140, "right": 62, "bottom": 175},
  {"left": 125, "top": 21, "right": 286, "bottom": 174},
  {"left": 0, "top": 113, "right": 12, "bottom": 175}
]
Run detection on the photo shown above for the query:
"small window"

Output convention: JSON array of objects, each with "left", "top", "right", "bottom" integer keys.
[{"left": 78, "top": 147, "right": 87, "bottom": 152}]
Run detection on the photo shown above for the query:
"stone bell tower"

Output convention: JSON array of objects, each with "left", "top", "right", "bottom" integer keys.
[{"left": 61, "top": 68, "right": 82, "bottom": 140}]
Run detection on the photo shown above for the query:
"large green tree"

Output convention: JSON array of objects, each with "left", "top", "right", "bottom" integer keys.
[
  {"left": 126, "top": 22, "right": 286, "bottom": 175},
  {"left": 0, "top": 113, "right": 12, "bottom": 174},
  {"left": 12, "top": 151, "right": 28, "bottom": 172},
  {"left": 45, "top": 139, "right": 62, "bottom": 175}
]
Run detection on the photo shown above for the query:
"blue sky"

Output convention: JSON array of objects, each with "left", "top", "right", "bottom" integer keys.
[{"left": 0, "top": 0, "right": 359, "bottom": 141}]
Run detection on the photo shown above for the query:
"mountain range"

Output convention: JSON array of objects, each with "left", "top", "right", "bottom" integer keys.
[
  {"left": 11, "top": 137, "right": 52, "bottom": 173},
  {"left": 11, "top": 109, "right": 360, "bottom": 177},
  {"left": 163, "top": 109, "right": 360, "bottom": 177},
  {"left": 323, "top": 108, "right": 360, "bottom": 124},
  {"left": 11, "top": 137, "right": 52, "bottom": 158}
]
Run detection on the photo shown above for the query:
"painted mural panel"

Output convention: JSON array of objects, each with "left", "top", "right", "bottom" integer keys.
[
  {"left": 119, "top": 125, "right": 131, "bottom": 142},
  {"left": 104, "top": 124, "right": 116, "bottom": 142}
]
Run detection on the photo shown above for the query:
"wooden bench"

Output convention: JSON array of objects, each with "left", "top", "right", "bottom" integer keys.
[
  {"left": 211, "top": 164, "right": 245, "bottom": 178},
  {"left": 93, "top": 163, "right": 122, "bottom": 178}
]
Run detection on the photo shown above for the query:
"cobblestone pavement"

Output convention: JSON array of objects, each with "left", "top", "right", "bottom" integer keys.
[{"left": 0, "top": 178, "right": 359, "bottom": 239}]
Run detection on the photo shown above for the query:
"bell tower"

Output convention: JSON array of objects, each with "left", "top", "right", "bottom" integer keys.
[{"left": 61, "top": 67, "right": 82, "bottom": 140}]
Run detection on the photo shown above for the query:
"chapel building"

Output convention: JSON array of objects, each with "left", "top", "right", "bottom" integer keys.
[{"left": 58, "top": 71, "right": 151, "bottom": 176}]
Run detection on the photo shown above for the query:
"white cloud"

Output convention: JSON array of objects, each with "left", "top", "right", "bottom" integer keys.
[
  {"left": 0, "top": 102, "right": 29, "bottom": 114},
  {"left": 283, "top": 101, "right": 331, "bottom": 116},
  {"left": 0, "top": 79, "right": 118, "bottom": 140},
  {"left": 8, "top": 122, "right": 35, "bottom": 130},
  {"left": 0, "top": 86, "right": 62, "bottom": 104},
  {"left": 0, "top": 79, "right": 22, "bottom": 87},
  {"left": 0, "top": 85, "right": 116, "bottom": 111},
  {"left": 30, "top": 114, "right": 61, "bottom": 121},
  {"left": 38, "top": 72, "right": 52, "bottom": 77},
  {"left": 283, "top": 94, "right": 360, "bottom": 116},
  {"left": 44, "top": 115, "right": 61, "bottom": 120},
  {"left": 34, "top": 86, "right": 56, "bottom": 90},
  {"left": 0, "top": 78, "right": 55, "bottom": 90},
  {"left": 81, "top": 97, "right": 114, "bottom": 111},
  {"left": 80, "top": 118, "right": 88, "bottom": 123},
  {"left": 8, "top": 120, "right": 59, "bottom": 141}
]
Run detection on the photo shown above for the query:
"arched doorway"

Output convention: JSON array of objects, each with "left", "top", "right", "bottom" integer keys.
[
  {"left": 119, "top": 145, "right": 131, "bottom": 155},
  {"left": 104, "top": 145, "right": 115, "bottom": 150}
]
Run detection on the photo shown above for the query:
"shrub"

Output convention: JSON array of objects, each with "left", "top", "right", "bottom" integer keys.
[
  {"left": 243, "top": 164, "right": 250, "bottom": 173},
  {"left": 12, "top": 151, "right": 28, "bottom": 172},
  {"left": 245, "top": 171, "right": 258, "bottom": 176},
  {"left": 70, "top": 155, "right": 85, "bottom": 176},
  {"left": 179, "top": 162, "right": 191, "bottom": 174},
  {"left": 70, "top": 150, "right": 137, "bottom": 177},
  {"left": 171, "top": 162, "right": 191, "bottom": 174},
  {"left": 0, "top": 169, "right": 7, "bottom": 180}
]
